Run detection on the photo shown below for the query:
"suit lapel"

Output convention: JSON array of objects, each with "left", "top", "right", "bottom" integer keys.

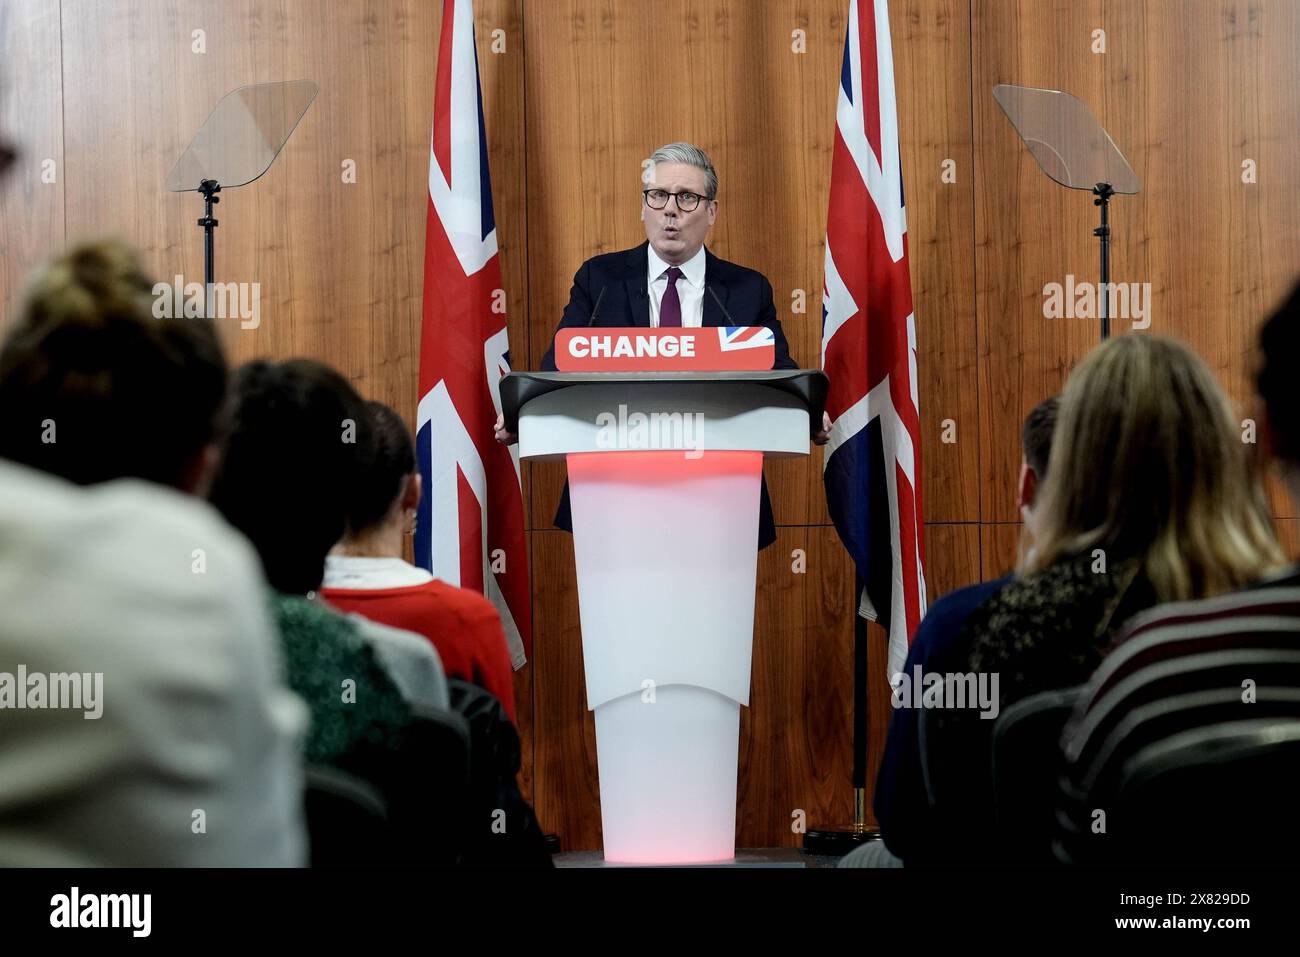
[
  {"left": 624, "top": 243, "right": 651, "bottom": 328},
  {"left": 702, "top": 248, "right": 729, "bottom": 327}
]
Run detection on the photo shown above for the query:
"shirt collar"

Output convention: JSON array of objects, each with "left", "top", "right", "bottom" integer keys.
[
  {"left": 647, "top": 243, "right": 706, "bottom": 288},
  {"left": 322, "top": 554, "right": 434, "bottom": 589}
]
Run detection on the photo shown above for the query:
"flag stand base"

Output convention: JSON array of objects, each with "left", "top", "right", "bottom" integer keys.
[
  {"left": 802, "top": 825, "right": 881, "bottom": 855},
  {"left": 802, "top": 786, "right": 881, "bottom": 854}
]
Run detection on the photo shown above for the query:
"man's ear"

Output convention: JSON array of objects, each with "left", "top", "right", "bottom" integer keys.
[
  {"left": 401, "top": 471, "right": 422, "bottom": 513},
  {"left": 707, "top": 199, "right": 718, "bottom": 226},
  {"left": 1016, "top": 461, "right": 1037, "bottom": 512}
]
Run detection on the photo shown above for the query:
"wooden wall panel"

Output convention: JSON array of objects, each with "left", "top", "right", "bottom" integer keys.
[
  {"left": 1112, "top": 0, "right": 1300, "bottom": 431},
  {"left": 926, "top": 522, "right": 983, "bottom": 597},
  {"left": 981, "top": 522, "right": 1022, "bottom": 581},
  {"left": 892, "top": 0, "right": 980, "bottom": 523},
  {"left": 974, "top": 0, "right": 1118, "bottom": 525},
  {"left": 741, "top": 526, "right": 856, "bottom": 844},
  {"left": 528, "top": 529, "right": 600, "bottom": 848},
  {"left": 57, "top": 0, "right": 528, "bottom": 411},
  {"left": 59, "top": 0, "right": 256, "bottom": 346},
  {"left": 0, "top": 0, "right": 65, "bottom": 333},
  {"left": 975, "top": 0, "right": 1300, "bottom": 524}
]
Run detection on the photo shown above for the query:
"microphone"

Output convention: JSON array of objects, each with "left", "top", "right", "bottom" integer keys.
[
  {"left": 707, "top": 284, "right": 736, "bottom": 327},
  {"left": 586, "top": 285, "right": 607, "bottom": 326}
]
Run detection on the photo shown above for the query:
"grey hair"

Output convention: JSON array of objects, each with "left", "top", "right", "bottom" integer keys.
[{"left": 646, "top": 142, "right": 718, "bottom": 200}]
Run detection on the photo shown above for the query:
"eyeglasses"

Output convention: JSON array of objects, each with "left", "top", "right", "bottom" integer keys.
[{"left": 643, "top": 188, "right": 710, "bottom": 212}]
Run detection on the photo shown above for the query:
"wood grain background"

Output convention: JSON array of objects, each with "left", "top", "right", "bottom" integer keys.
[{"left": 1, "top": 0, "right": 1296, "bottom": 850}]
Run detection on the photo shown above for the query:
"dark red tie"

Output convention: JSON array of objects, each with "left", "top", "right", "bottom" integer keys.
[{"left": 659, "top": 266, "right": 683, "bottom": 327}]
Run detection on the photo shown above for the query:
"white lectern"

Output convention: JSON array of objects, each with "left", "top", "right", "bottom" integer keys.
[{"left": 501, "top": 370, "right": 827, "bottom": 864}]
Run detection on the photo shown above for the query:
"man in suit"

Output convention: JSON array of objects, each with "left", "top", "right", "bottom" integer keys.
[{"left": 495, "top": 142, "right": 830, "bottom": 548}]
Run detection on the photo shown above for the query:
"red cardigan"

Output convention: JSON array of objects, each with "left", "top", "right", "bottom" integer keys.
[{"left": 322, "top": 580, "right": 517, "bottom": 724}]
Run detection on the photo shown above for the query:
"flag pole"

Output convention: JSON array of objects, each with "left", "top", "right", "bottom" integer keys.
[
  {"left": 810, "top": 0, "right": 920, "bottom": 858},
  {"left": 803, "top": 575, "right": 882, "bottom": 853},
  {"left": 851, "top": 576, "right": 870, "bottom": 829}
]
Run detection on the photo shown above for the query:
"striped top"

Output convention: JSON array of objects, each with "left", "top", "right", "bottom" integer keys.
[{"left": 1055, "top": 565, "right": 1300, "bottom": 863}]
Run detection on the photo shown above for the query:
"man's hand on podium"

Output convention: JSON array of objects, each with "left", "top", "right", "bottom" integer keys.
[
  {"left": 813, "top": 411, "right": 832, "bottom": 446},
  {"left": 494, "top": 412, "right": 518, "bottom": 446}
]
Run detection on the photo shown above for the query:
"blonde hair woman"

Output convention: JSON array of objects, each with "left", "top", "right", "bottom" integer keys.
[
  {"left": 970, "top": 333, "right": 1282, "bottom": 705},
  {"left": 1021, "top": 334, "right": 1281, "bottom": 602},
  {"left": 923, "top": 334, "right": 1282, "bottom": 865}
]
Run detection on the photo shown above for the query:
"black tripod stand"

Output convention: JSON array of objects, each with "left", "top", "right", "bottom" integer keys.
[
  {"left": 1093, "top": 182, "right": 1114, "bottom": 340},
  {"left": 196, "top": 179, "right": 221, "bottom": 318}
]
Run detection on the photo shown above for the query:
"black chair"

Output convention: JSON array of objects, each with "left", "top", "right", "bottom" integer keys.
[
  {"left": 303, "top": 765, "right": 389, "bottom": 868},
  {"left": 333, "top": 707, "right": 473, "bottom": 867},
  {"left": 1107, "top": 718, "right": 1300, "bottom": 867},
  {"left": 384, "top": 707, "right": 474, "bottom": 865},
  {"left": 1060, "top": 651, "right": 1300, "bottom": 866},
  {"left": 447, "top": 679, "right": 554, "bottom": 868},
  {"left": 916, "top": 697, "right": 1000, "bottom": 864},
  {"left": 990, "top": 686, "right": 1082, "bottom": 866}
]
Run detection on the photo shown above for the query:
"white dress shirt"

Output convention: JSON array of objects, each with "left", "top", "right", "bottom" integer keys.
[
  {"left": 323, "top": 554, "right": 435, "bottom": 589},
  {"left": 647, "top": 244, "right": 707, "bottom": 328}
]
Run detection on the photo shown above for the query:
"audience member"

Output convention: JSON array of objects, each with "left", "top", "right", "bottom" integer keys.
[
  {"left": 207, "top": 360, "right": 451, "bottom": 764},
  {"left": 321, "top": 401, "right": 518, "bottom": 723},
  {"left": 0, "top": 241, "right": 306, "bottom": 865},
  {"left": 969, "top": 334, "right": 1281, "bottom": 706},
  {"left": 861, "top": 396, "right": 1059, "bottom": 867},
  {"left": 321, "top": 401, "right": 551, "bottom": 865},
  {"left": 930, "top": 334, "right": 1282, "bottom": 864},
  {"left": 0, "top": 240, "right": 226, "bottom": 491},
  {"left": 1057, "top": 282, "right": 1300, "bottom": 865}
]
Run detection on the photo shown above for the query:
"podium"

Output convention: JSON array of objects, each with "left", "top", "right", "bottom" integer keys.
[{"left": 501, "top": 369, "right": 827, "bottom": 863}]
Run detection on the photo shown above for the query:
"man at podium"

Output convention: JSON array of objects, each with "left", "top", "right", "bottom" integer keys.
[
  {"left": 536, "top": 141, "right": 797, "bottom": 369},
  {"left": 493, "top": 142, "right": 833, "bottom": 864},
  {"left": 497, "top": 141, "right": 828, "bottom": 547}
]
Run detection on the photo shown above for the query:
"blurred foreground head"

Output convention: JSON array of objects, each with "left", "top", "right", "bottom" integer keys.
[{"left": 0, "top": 239, "right": 226, "bottom": 491}]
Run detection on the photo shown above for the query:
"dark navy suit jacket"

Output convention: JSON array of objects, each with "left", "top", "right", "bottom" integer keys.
[
  {"left": 540, "top": 242, "right": 799, "bottom": 550},
  {"left": 873, "top": 576, "right": 1011, "bottom": 865}
]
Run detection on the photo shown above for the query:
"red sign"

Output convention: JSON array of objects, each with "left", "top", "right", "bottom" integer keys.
[{"left": 555, "top": 327, "right": 776, "bottom": 372}]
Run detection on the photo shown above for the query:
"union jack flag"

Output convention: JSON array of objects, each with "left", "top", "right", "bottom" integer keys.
[
  {"left": 719, "top": 326, "right": 775, "bottom": 351},
  {"left": 822, "top": 0, "right": 926, "bottom": 679},
  {"left": 416, "top": 0, "right": 530, "bottom": 666}
]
